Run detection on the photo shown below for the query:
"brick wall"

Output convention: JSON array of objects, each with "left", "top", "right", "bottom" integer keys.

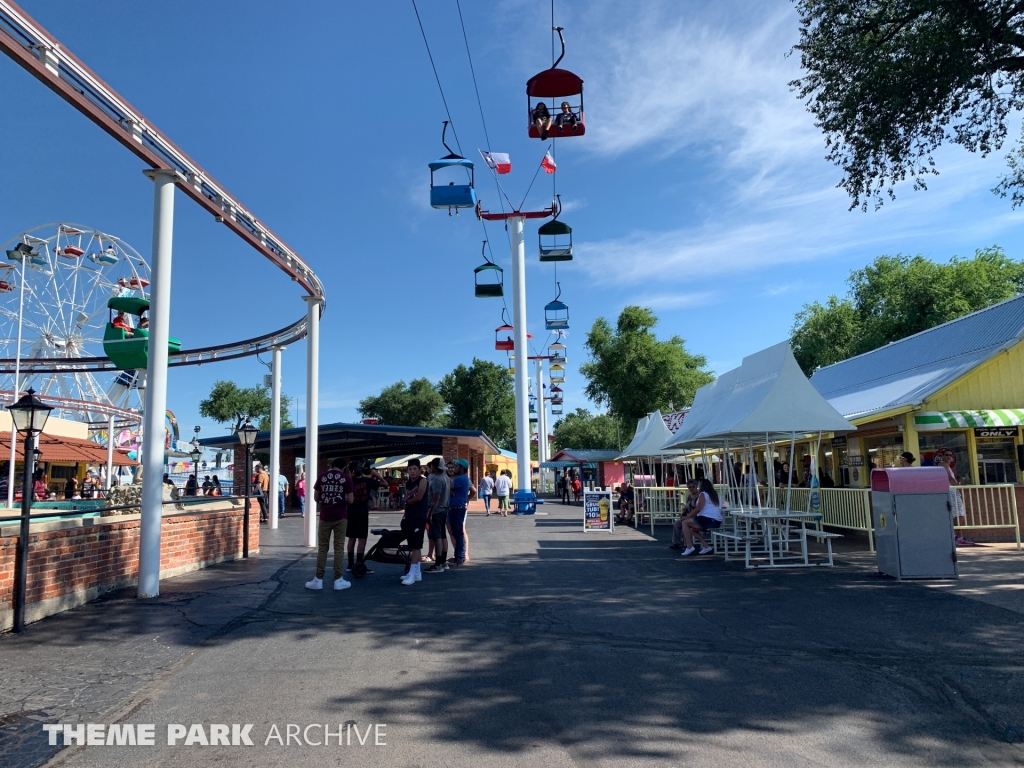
[
  {"left": 442, "top": 437, "right": 459, "bottom": 464},
  {"left": 0, "top": 502, "right": 260, "bottom": 631}
]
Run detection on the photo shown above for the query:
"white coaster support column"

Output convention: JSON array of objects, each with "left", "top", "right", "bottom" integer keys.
[
  {"left": 302, "top": 296, "right": 321, "bottom": 548},
  {"left": 534, "top": 357, "right": 547, "bottom": 491},
  {"left": 269, "top": 346, "right": 282, "bottom": 529},
  {"left": 138, "top": 168, "right": 183, "bottom": 599},
  {"left": 105, "top": 414, "right": 115, "bottom": 491},
  {"left": 509, "top": 215, "right": 530, "bottom": 493}
]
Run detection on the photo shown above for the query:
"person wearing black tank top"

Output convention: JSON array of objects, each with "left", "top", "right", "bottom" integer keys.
[{"left": 401, "top": 459, "right": 429, "bottom": 586}]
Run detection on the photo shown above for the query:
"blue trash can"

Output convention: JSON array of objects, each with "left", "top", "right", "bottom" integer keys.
[{"left": 512, "top": 489, "right": 538, "bottom": 515}]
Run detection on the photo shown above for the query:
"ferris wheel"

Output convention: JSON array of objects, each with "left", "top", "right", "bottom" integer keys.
[{"left": 0, "top": 223, "right": 151, "bottom": 421}]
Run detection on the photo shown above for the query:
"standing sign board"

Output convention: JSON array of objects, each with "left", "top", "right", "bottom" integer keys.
[{"left": 583, "top": 488, "right": 614, "bottom": 532}]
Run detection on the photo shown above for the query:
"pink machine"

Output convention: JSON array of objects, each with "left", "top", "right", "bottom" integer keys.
[{"left": 870, "top": 468, "right": 957, "bottom": 580}]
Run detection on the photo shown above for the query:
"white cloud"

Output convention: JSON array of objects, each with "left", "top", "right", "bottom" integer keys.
[
  {"left": 624, "top": 290, "right": 721, "bottom": 310},
  {"left": 558, "top": 197, "right": 588, "bottom": 213}
]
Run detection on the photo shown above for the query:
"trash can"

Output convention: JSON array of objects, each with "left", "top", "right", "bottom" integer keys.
[
  {"left": 870, "top": 467, "right": 957, "bottom": 580},
  {"left": 512, "top": 489, "right": 538, "bottom": 515}
]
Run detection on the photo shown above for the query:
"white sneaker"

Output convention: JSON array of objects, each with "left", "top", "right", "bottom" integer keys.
[
  {"left": 333, "top": 577, "right": 352, "bottom": 590},
  {"left": 400, "top": 572, "right": 416, "bottom": 586},
  {"left": 680, "top": 547, "right": 696, "bottom": 557},
  {"left": 699, "top": 546, "right": 714, "bottom": 555},
  {"left": 305, "top": 577, "right": 323, "bottom": 590}
]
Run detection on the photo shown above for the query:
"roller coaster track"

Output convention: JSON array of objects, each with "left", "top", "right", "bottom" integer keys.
[{"left": 0, "top": 0, "right": 325, "bottom": 371}]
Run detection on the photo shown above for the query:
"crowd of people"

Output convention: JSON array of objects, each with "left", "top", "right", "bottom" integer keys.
[{"left": 305, "top": 456, "right": 478, "bottom": 590}]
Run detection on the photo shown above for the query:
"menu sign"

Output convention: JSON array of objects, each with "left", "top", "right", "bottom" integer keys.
[{"left": 583, "top": 489, "right": 614, "bottom": 532}]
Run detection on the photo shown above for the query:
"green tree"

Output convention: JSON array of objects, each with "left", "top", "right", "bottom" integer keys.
[
  {"left": 198, "top": 380, "right": 294, "bottom": 432},
  {"left": 791, "top": 247, "right": 1024, "bottom": 374},
  {"left": 790, "top": 296, "right": 863, "bottom": 375},
  {"left": 438, "top": 358, "right": 516, "bottom": 449},
  {"left": 792, "top": 0, "right": 1024, "bottom": 210},
  {"left": 357, "top": 378, "right": 446, "bottom": 427},
  {"left": 580, "top": 306, "right": 714, "bottom": 423},
  {"left": 552, "top": 408, "right": 622, "bottom": 452}
]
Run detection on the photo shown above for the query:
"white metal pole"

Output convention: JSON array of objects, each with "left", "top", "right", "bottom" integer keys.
[
  {"left": 534, "top": 358, "right": 544, "bottom": 492},
  {"left": 138, "top": 168, "right": 182, "bottom": 599},
  {"left": 105, "top": 414, "right": 115, "bottom": 492},
  {"left": 269, "top": 346, "right": 282, "bottom": 529},
  {"left": 302, "top": 296, "right": 320, "bottom": 547},
  {"left": 509, "top": 216, "right": 530, "bottom": 493},
  {"left": 7, "top": 261, "right": 25, "bottom": 508}
]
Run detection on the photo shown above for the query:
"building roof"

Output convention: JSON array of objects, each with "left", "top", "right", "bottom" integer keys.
[
  {"left": 0, "top": 433, "right": 137, "bottom": 465},
  {"left": 549, "top": 448, "right": 622, "bottom": 463},
  {"left": 809, "top": 294, "right": 1024, "bottom": 420},
  {"left": 199, "top": 421, "right": 500, "bottom": 459}
]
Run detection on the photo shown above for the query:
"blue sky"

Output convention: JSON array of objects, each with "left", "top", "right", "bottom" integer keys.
[{"left": 3, "top": 0, "right": 1024, "bottom": 440}]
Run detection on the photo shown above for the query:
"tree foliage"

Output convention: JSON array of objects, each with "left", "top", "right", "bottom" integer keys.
[
  {"left": 792, "top": 0, "right": 1024, "bottom": 209},
  {"left": 791, "top": 247, "right": 1024, "bottom": 374},
  {"left": 199, "top": 380, "right": 294, "bottom": 432},
  {"left": 579, "top": 306, "right": 714, "bottom": 423},
  {"left": 357, "top": 378, "right": 446, "bottom": 428},
  {"left": 438, "top": 358, "right": 516, "bottom": 450},
  {"left": 552, "top": 408, "right": 621, "bottom": 452}
]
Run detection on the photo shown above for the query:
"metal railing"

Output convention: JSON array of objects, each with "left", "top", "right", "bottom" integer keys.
[{"left": 956, "top": 484, "right": 1021, "bottom": 549}]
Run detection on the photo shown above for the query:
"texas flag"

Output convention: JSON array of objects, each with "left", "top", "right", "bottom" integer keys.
[
  {"left": 479, "top": 150, "right": 511, "bottom": 174},
  {"left": 541, "top": 149, "right": 557, "bottom": 174}
]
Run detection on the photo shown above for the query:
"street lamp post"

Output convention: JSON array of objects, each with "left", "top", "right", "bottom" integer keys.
[
  {"left": 236, "top": 419, "right": 258, "bottom": 558},
  {"left": 7, "top": 388, "right": 52, "bottom": 632},
  {"left": 190, "top": 427, "right": 202, "bottom": 497}
]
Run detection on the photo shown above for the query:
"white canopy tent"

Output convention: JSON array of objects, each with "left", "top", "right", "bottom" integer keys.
[
  {"left": 663, "top": 342, "right": 856, "bottom": 510},
  {"left": 618, "top": 415, "right": 651, "bottom": 460}
]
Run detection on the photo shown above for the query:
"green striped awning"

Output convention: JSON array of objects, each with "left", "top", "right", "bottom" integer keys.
[
  {"left": 540, "top": 460, "right": 597, "bottom": 469},
  {"left": 914, "top": 409, "right": 1024, "bottom": 431}
]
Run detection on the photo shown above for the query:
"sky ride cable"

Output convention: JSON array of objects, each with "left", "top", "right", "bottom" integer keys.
[{"left": 411, "top": 0, "right": 464, "bottom": 157}]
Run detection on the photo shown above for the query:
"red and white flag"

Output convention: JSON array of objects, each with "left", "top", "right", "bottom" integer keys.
[
  {"left": 541, "top": 149, "right": 557, "bottom": 174},
  {"left": 479, "top": 149, "right": 511, "bottom": 174}
]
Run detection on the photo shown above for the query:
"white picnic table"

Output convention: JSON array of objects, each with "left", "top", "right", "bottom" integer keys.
[{"left": 712, "top": 508, "right": 840, "bottom": 569}]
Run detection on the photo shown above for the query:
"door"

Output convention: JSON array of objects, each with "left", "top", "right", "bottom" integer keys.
[{"left": 894, "top": 493, "right": 957, "bottom": 578}]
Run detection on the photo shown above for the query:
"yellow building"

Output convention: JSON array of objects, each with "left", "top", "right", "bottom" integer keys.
[{"left": 810, "top": 295, "right": 1024, "bottom": 489}]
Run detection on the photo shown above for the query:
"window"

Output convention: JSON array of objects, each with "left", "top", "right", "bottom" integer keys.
[
  {"left": 975, "top": 437, "right": 1018, "bottom": 485},
  {"left": 918, "top": 432, "right": 969, "bottom": 484}
]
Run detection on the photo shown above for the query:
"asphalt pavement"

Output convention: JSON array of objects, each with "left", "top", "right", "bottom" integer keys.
[{"left": 2, "top": 502, "right": 1023, "bottom": 767}]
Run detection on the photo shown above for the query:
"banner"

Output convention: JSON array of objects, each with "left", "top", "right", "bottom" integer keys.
[{"left": 583, "top": 489, "right": 614, "bottom": 532}]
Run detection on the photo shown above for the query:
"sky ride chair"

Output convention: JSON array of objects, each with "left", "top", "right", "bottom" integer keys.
[
  {"left": 474, "top": 242, "right": 504, "bottom": 298},
  {"left": 548, "top": 342, "right": 566, "bottom": 365},
  {"left": 538, "top": 196, "right": 573, "bottom": 261},
  {"left": 103, "top": 296, "right": 181, "bottom": 370},
  {"left": 429, "top": 121, "right": 477, "bottom": 215},
  {"left": 527, "top": 28, "right": 585, "bottom": 139},
  {"left": 495, "top": 308, "right": 515, "bottom": 351},
  {"left": 549, "top": 364, "right": 566, "bottom": 384},
  {"left": 544, "top": 283, "right": 569, "bottom": 330}
]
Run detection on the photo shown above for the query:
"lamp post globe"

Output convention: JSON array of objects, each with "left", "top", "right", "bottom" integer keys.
[
  {"left": 6, "top": 387, "right": 52, "bottom": 632},
  {"left": 9, "top": 387, "right": 53, "bottom": 436}
]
